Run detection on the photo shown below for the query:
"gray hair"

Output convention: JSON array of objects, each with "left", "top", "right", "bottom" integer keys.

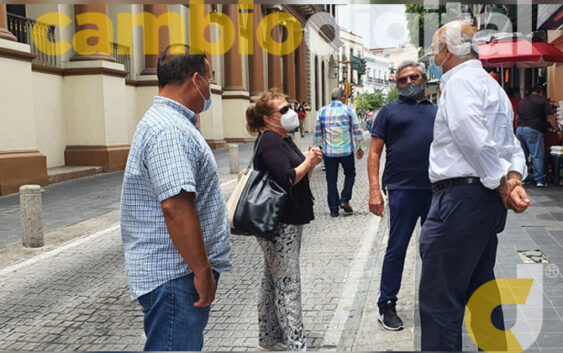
[
  {"left": 434, "top": 20, "right": 479, "bottom": 59},
  {"left": 331, "top": 87, "right": 345, "bottom": 101},
  {"left": 396, "top": 60, "right": 426, "bottom": 78}
]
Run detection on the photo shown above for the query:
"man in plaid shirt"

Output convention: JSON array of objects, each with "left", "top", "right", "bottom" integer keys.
[
  {"left": 314, "top": 87, "right": 364, "bottom": 217},
  {"left": 121, "top": 45, "right": 231, "bottom": 351}
]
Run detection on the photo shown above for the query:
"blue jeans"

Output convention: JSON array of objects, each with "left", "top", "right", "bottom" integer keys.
[
  {"left": 378, "top": 189, "right": 432, "bottom": 307},
  {"left": 323, "top": 154, "right": 356, "bottom": 213},
  {"left": 516, "top": 126, "right": 546, "bottom": 184},
  {"left": 138, "top": 272, "right": 220, "bottom": 351}
]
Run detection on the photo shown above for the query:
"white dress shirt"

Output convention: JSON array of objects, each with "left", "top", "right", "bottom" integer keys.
[{"left": 428, "top": 60, "right": 527, "bottom": 190}]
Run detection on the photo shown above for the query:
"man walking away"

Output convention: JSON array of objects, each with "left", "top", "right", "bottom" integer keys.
[
  {"left": 121, "top": 45, "right": 232, "bottom": 351},
  {"left": 315, "top": 87, "right": 364, "bottom": 217},
  {"left": 368, "top": 60, "right": 437, "bottom": 331}
]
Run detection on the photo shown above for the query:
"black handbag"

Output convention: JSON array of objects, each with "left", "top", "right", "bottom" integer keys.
[{"left": 227, "top": 133, "right": 288, "bottom": 241}]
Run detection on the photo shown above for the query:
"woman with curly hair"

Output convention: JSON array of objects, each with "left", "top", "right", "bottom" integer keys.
[{"left": 245, "top": 88, "right": 323, "bottom": 351}]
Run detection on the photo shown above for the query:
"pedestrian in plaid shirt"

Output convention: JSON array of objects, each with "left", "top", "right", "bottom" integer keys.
[
  {"left": 314, "top": 87, "right": 364, "bottom": 217},
  {"left": 121, "top": 45, "right": 232, "bottom": 351}
]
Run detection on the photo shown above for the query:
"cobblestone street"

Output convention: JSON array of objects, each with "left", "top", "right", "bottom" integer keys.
[
  {"left": 1, "top": 135, "right": 562, "bottom": 352},
  {"left": 2, "top": 0, "right": 563, "bottom": 350},
  {"left": 0, "top": 137, "right": 419, "bottom": 351}
]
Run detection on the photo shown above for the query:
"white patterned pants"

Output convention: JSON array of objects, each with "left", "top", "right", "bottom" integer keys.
[{"left": 256, "top": 223, "right": 306, "bottom": 351}]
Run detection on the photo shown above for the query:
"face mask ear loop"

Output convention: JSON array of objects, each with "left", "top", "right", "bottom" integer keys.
[
  {"left": 193, "top": 77, "right": 206, "bottom": 101},
  {"left": 436, "top": 44, "right": 451, "bottom": 68},
  {"left": 199, "top": 75, "right": 210, "bottom": 90},
  {"left": 265, "top": 115, "right": 282, "bottom": 129}
]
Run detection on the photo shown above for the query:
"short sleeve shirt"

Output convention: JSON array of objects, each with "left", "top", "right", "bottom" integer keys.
[
  {"left": 253, "top": 131, "right": 314, "bottom": 225},
  {"left": 370, "top": 96, "right": 437, "bottom": 190},
  {"left": 120, "top": 96, "right": 232, "bottom": 300},
  {"left": 517, "top": 95, "right": 555, "bottom": 133}
]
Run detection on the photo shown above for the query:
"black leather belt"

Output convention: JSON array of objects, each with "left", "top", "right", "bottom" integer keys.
[{"left": 431, "top": 177, "right": 482, "bottom": 193}]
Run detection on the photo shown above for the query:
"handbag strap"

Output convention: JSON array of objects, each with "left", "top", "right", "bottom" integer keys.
[{"left": 244, "top": 132, "right": 264, "bottom": 175}]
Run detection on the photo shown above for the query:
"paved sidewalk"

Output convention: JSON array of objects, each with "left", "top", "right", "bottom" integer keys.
[
  {"left": 488, "top": 185, "right": 563, "bottom": 353},
  {"left": 1, "top": 130, "right": 562, "bottom": 352},
  {"left": 0, "top": 172, "right": 123, "bottom": 248},
  {"left": 413, "top": 185, "right": 563, "bottom": 353},
  {"left": 0, "top": 132, "right": 420, "bottom": 351},
  {"left": 0, "top": 134, "right": 260, "bottom": 248}
]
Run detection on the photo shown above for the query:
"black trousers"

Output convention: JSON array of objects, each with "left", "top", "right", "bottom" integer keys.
[{"left": 419, "top": 184, "right": 507, "bottom": 351}]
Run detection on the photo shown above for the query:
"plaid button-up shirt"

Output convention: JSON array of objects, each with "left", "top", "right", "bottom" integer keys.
[
  {"left": 120, "top": 96, "right": 232, "bottom": 300},
  {"left": 314, "top": 100, "right": 363, "bottom": 157}
]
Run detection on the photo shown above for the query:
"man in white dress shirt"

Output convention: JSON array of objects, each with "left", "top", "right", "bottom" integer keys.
[{"left": 419, "top": 21, "right": 531, "bottom": 351}]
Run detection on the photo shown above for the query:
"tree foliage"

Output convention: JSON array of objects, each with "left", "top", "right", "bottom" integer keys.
[
  {"left": 353, "top": 87, "right": 401, "bottom": 114},
  {"left": 386, "top": 87, "right": 399, "bottom": 104},
  {"left": 354, "top": 91, "right": 386, "bottom": 113},
  {"left": 405, "top": 4, "right": 460, "bottom": 49}
]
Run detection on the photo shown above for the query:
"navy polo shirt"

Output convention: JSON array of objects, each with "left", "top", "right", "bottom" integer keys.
[{"left": 370, "top": 96, "right": 437, "bottom": 191}]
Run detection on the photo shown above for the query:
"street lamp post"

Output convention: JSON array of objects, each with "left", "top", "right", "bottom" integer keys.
[{"left": 331, "top": 61, "right": 339, "bottom": 80}]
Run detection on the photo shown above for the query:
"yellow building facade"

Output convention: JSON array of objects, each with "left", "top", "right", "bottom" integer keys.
[{"left": 0, "top": 3, "right": 339, "bottom": 195}]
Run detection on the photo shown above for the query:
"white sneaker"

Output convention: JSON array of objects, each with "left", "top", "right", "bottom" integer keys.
[{"left": 536, "top": 182, "right": 547, "bottom": 187}]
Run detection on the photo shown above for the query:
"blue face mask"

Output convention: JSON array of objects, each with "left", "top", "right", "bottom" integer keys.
[
  {"left": 195, "top": 76, "right": 212, "bottom": 112},
  {"left": 202, "top": 93, "right": 212, "bottom": 112},
  {"left": 429, "top": 57, "right": 443, "bottom": 80}
]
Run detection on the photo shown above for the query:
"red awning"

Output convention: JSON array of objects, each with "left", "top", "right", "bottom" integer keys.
[
  {"left": 552, "top": 34, "right": 563, "bottom": 49},
  {"left": 478, "top": 38, "right": 563, "bottom": 68}
]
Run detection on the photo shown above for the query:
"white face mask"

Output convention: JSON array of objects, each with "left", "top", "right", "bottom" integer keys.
[{"left": 270, "top": 109, "right": 299, "bottom": 132}]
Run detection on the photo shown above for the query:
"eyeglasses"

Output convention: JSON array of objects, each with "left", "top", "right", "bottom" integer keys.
[
  {"left": 398, "top": 73, "right": 421, "bottom": 84},
  {"left": 274, "top": 105, "right": 290, "bottom": 115}
]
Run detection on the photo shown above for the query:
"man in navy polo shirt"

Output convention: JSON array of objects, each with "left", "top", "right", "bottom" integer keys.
[{"left": 367, "top": 60, "right": 437, "bottom": 331}]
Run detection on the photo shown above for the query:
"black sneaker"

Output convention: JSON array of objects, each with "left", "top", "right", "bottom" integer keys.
[
  {"left": 378, "top": 300, "right": 404, "bottom": 331},
  {"left": 330, "top": 211, "right": 339, "bottom": 217}
]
